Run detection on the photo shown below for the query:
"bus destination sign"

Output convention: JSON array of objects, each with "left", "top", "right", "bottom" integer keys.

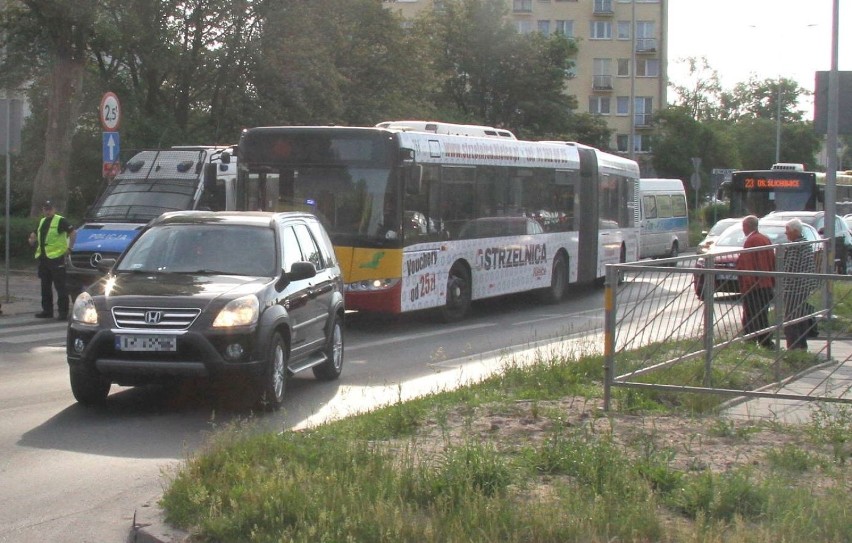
[{"left": 742, "top": 177, "right": 803, "bottom": 190}]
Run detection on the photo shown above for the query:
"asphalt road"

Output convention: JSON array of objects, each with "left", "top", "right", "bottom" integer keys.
[{"left": 0, "top": 284, "right": 606, "bottom": 542}]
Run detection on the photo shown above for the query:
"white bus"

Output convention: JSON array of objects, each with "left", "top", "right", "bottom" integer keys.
[
  {"left": 236, "top": 125, "right": 639, "bottom": 321},
  {"left": 375, "top": 120, "right": 517, "bottom": 139},
  {"left": 637, "top": 178, "right": 688, "bottom": 259}
]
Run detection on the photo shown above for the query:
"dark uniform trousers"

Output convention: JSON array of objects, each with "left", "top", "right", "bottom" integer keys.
[{"left": 38, "top": 255, "right": 70, "bottom": 317}]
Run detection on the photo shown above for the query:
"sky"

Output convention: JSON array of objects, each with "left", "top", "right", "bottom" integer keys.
[{"left": 667, "top": 0, "right": 852, "bottom": 116}]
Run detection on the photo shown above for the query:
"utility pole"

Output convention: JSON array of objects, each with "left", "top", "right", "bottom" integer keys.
[{"left": 775, "top": 79, "right": 782, "bottom": 163}]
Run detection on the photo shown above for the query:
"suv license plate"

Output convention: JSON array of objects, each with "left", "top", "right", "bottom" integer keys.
[{"left": 115, "top": 335, "right": 177, "bottom": 352}]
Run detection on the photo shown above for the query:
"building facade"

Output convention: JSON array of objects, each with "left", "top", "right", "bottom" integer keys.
[{"left": 384, "top": 0, "right": 668, "bottom": 165}]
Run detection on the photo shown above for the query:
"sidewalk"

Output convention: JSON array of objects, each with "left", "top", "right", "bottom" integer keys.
[
  {"left": 723, "top": 340, "right": 852, "bottom": 424},
  {"left": 0, "top": 268, "right": 43, "bottom": 321}
]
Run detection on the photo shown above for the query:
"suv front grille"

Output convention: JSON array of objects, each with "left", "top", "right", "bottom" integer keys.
[{"left": 112, "top": 306, "right": 201, "bottom": 330}]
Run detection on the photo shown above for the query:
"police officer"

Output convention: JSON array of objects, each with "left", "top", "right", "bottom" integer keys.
[{"left": 28, "top": 200, "right": 76, "bottom": 320}]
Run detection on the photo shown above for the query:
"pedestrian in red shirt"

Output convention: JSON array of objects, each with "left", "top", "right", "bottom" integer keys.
[{"left": 736, "top": 215, "right": 775, "bottom": 348}]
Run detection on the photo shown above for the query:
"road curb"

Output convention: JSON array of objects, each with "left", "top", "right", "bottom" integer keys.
[{"left": 128, "top": 498, "right": 192, "bottom": 543}]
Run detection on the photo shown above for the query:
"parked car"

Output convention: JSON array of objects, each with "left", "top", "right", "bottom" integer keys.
[
  {"left": 764, "top": 211, "right": 852, "bottom": 273},
  {"left": 696, "top": 217, "right": 743, "bottom": 255},
  {"left": 693, "top": 219, "right": 821, "bottom": 299},
  {"left": 66, "top": 211, "right": 345, "bottom": 409}
]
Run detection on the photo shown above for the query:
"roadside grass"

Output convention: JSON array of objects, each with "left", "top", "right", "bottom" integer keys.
[{"left": 161, "top": 342, "right": 851, "bottom": 542}]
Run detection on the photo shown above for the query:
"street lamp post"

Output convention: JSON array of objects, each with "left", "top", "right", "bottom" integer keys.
[{"left": 775, "top": 79, "right": 782, "bottom": 163}]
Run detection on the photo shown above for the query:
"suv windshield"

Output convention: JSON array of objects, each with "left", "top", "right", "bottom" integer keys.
[{"left": 117, "top": 224, "right": 277, "bottom": 276}]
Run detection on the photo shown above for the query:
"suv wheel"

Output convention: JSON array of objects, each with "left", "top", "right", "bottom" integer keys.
[
  {"left": 313, "top": 315, "right": 344, "bottom": 381},
  {"left": 69, "top": 367, "right": 110, "bottom": 406},
  {"left": 258, "top": 332, "right": 288, "bottom": 411}
]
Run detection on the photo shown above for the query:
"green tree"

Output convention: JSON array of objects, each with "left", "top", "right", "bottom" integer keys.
[
  {"left": 669, "top": 56, "right": 722, "bottom": 121},
  {"left": 719, "top": 76, "right": 808, "bottom": 123},
  {"left": 651, "top": 106, "right": 739, "bottom": 206},
  {"left": 1, "top": 0, "right": 99, "bottom": 216},
  {"left": 415, "top": 0, "right": 578, "bottom": 136}
]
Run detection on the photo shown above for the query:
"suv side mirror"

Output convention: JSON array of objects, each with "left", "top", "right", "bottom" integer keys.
[{"left": 275, "top": 261, "right": 317, "bottom": 291}]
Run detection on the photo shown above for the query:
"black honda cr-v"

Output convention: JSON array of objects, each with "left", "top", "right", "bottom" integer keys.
[{"left": 66, "top": 211, "right": 345, "bottom": 409}]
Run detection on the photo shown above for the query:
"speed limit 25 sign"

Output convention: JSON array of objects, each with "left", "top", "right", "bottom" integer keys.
[{"left": 99, "top": 92, "right": 121, "bottom": 131}]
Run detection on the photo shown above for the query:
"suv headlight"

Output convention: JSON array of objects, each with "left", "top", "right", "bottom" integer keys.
[
  {"left": 71, "top": 292, "right": 98, "bottom": 324},
  {"left": 212, "top": 295, "right": 259, "bottom": 328}
]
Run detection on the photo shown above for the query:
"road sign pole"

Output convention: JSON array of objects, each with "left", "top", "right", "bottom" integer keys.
[{"left": 99, "top": 93, "right": 121, "bottom": 180}]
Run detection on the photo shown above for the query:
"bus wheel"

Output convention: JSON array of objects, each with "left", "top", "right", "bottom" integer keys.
[
  {"left": 440, "top": 263, "right": 471, "bottom": 322},
  {"left": 540, "top": 252, "right": 567, "bottom": 304}
]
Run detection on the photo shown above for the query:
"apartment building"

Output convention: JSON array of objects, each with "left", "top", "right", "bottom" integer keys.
[{"left": 384, "top": 0, "right": 668, "bottom": 164}]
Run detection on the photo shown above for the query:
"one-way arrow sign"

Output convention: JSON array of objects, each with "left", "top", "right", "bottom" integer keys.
[{"left": 102, "top": 131, "right": 120, "bottom": 163}]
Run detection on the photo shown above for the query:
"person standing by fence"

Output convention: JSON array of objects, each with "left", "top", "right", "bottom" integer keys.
[
  {"left": 782, "top": 218, "right": 817, "bottom": 350},
  {"left": 736, "top": 215, "right": 775, "bottom": 348}
]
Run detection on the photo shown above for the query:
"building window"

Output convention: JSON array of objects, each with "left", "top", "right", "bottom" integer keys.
[
  {"left": 616, "top": 96, "right": 629, "bottom": 115},
  {"left": 515, "top": 20, "right": 533, "bottom": 34},
  {"left": 635, "top": 134, "right": 651, "bottom": 152},
  {"left": 617, "top": 21, "right": 631, "bottom": 40},
  {"left": 635, "top": 97, "right": 653, "bottom": 126},
  {"left": 593, "top": 58, "right": 612, "bottom": 89},
  {"left": 590, "top": 20, "right": 612, "bottom": 39},
  {"left": 636, "top": 21, "right": 656, "bottom": 51},
  {"left": 538, "top": 20, "right": 551, "bottom": 35},
  {"left": 513, "top": 0, "right": 532, "bottom": 13},
  {"left": 555, "top": 20, "right": 574, "bottom": 37},
  {"left": 617, "top": 134, "right": 652, "bottom": 153},
  {"left": 636, "top": 58, "right": 659, "bottom": 77},
  {"left": 617, "top": 58, "right": 629, "bottom": 77},
  {"left": 589, "top": 96, "right": 611, "bottom": 115},
  {"left": 594, "top": 0, "right": 613, "bottom": 13}
]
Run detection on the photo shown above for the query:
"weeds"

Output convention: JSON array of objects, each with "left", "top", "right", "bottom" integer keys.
[{"left": 161, "top": 348, "right": 851, "bottom": 542}]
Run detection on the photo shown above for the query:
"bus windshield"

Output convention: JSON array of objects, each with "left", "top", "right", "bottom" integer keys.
[
  {"left": 728, "top": 171, "right": 817, "bottom": 216},
  {"left": 244, "top": 165, "right": 400, "bottom": 248}
]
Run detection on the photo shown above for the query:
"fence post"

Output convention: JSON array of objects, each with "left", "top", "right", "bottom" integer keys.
[
  {"left": 603, "top": 264, "right": 618, "bottom": 412},
  {"left": 702, "top": 256, "right": 715, "bottom": 387},
  {"left": 773, "top": 245, "right": 786, "bottom": 382}
]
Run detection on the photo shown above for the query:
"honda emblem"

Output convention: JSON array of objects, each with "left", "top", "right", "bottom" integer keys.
[{"left": 144, "top": 311, "right": 162, "bottom": 324}]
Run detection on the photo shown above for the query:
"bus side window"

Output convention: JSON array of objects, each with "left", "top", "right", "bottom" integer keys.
[
  {"left": 657, "top": 195, "right": 672, "bottom": 218},
  {"left": 643, "top": 195, "right": 657, "bottom": 219},
  {"left": 671, "top": 194, "right": 687, "bottom": 217}
]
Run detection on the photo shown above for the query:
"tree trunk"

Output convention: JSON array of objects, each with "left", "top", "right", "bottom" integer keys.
[{"left": 29, "top": 53, "right": 85, "bottom": 217}]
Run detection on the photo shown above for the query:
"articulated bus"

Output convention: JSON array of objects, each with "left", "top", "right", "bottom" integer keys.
[
  {"left": 236, "top": 125, "right": 639, "bottom": 321},
  {"left": 728, "top": 166, "right": 852, "bottom": 217}
]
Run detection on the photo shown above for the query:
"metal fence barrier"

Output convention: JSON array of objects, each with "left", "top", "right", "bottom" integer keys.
[{"left": 603, "top": 240, "right": 852, "bottom": 410}]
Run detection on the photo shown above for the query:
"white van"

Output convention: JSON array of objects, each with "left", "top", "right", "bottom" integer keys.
[{"left": 638, "top": 178, "right": 689, "bottom": 259}]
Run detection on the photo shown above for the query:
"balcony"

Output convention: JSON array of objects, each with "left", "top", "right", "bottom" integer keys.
[
  {"left": 592, "top": 75, "right": 613, "bottom": 90},
  {"left": 635, "top": 38, "right": 657, "bottom": 53},
  {"left": 634, "top": 113, "right": 654, "bottom": 128},
  {"left": 593, "top": 0, "right": 613, "bottom": 16}
]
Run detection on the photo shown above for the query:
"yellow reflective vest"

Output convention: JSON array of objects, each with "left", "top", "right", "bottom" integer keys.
[{"left": 34, "top": 214, "right": 70, "bottom": 259}]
